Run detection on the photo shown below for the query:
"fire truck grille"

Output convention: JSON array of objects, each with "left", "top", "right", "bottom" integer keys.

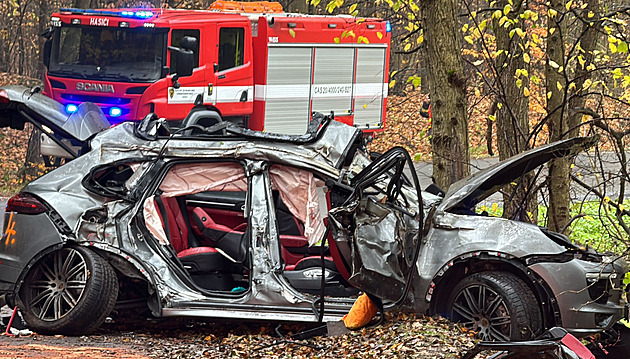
[{"left": 61, "top": 94, "right": 132, "bottom": 105}]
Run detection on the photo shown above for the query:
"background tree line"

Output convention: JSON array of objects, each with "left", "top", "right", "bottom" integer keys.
[{"left": 1, "top": 0, "right": 628, "bottom": 252}]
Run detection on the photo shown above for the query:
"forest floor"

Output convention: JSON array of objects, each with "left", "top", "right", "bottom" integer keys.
[{"left": 0, "top": 311, "right": 476, "bottom": 358}]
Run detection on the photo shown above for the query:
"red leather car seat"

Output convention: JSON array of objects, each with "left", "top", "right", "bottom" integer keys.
[{"left": 154, "top": 196, "right": 224, "bottom": 272}]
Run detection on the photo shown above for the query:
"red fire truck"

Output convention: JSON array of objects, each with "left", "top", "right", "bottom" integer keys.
[{"left": 42, "top": 1, "right": 391, "bottom": 135}]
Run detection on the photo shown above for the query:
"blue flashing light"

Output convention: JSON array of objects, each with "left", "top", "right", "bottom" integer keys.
[
  {"left": 135, "top": 11, "right": 153, "bottom": 18},
  {"left": 385, "top": 21, "right": 392, "bottom": 33},
  {"left": 66, "top": 104, "right": 78, "bottom": 114},
  {"left": 120, "top": 10, "right": 153, "bottom": 18},
  {"left": 59, "top": 8, "right": 155, "bottom": 19},
  {"left": 109, "top": 107, "right": 122, "bottom": 117}
]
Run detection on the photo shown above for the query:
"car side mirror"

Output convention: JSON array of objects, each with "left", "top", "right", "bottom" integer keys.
[
  {"left": 175, "top": 49, "right": 194, "bottom": 78},
  {"left": 179, "top": 35, "right": 197, "bottom": 51},
  {"left": 168, "top": 37, "right": 196, "bottom": 88}
]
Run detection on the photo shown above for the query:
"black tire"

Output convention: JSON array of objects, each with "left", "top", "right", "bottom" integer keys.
[
  {"left": 446, "top": 271, "right": 542, "bottom": 341},
  {"left": 17, "top": 246, "right": 118, "bottom": 335}
]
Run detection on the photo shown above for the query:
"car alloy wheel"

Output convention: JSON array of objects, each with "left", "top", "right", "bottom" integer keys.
[
  {"left": 18, "top": 245, "right": 118, "bottom": 335},
  {"left": 24, "top": 247, "right": 88, "bottom": 321},
  {"left": 447, "top": 271, "right": 542, "bottom": 341}
]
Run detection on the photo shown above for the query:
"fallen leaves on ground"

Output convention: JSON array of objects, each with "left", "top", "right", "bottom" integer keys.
[{"left": 0, "top": 313, "right": 478, "bottom": 359}]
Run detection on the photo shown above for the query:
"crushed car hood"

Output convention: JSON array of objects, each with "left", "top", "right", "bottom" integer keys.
[
  {"left": 440, "top": 136, "right": 597, "bottom": 211},
  {"left": 0, "top": 85, "right": 110, "bottom": 142}
]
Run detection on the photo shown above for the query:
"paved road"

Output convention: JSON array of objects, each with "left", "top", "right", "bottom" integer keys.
[{"left": 412, "top": 153, "right": 630, "bottom": 203}]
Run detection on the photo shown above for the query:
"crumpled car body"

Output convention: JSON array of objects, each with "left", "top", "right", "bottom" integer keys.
[{"left": 0, "top": 85, "right": 626, "bottom": 340}]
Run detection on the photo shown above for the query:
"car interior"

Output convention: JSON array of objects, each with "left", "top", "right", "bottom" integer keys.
[{"left": 145, "top": 162, "right": 359, "bottom": 297}]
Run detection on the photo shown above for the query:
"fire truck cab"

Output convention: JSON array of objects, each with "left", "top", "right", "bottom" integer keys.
[{"left": 43, "top": 1, "right": 391, "bottom": 135}]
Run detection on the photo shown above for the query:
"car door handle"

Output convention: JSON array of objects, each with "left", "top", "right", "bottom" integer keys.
[{"left": 218, "top": 74, "right": 226, "bottom": 79}]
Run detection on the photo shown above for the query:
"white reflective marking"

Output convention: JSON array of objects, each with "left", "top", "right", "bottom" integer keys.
[
  {"left": 168, "top": 86, "right": 253, "bottom": 104},
  {"left": 215, "top": 85, "right": 253, "bottom": 103},
  {"left": 353, "top": 83, "right": 384, "bottom": 97},
  {"left": 253, "top": 83, "right": 388, "bottom": 101},
  {"left": 264, "top": 84, "right": 310, "bottom": 99}
]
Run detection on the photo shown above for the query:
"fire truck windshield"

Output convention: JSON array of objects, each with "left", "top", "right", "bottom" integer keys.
[{"left": 48, "top": 26, "right": 166, "bottom": 83}]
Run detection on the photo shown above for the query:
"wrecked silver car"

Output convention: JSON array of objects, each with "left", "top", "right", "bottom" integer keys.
[{"left": 0, "top": 85, "right": 626, "bottom": 340}]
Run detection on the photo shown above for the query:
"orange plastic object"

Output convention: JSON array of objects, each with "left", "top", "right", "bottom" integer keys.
[
  {"left": 210, "top": 1, "right": 283, "bottom": 13},
  {"left": 342, "top": 293, "right": 378, "bottom": 330}
]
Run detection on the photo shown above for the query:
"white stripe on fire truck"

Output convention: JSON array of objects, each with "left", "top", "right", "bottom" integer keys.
[
  {"left": 253, "top": 83, "right": 389, "bottom": 101},
  {"left": 214, "top": 85, "right": 254, "bottom": 103}
]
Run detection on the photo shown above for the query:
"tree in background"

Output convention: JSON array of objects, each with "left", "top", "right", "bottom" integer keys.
[
  {"left": 545, "top": 0, "right": 571, "bottom": 233},
  {"left": 491, "top": 0, "right": 537, "bottom": 221},
  {"left": 419, "top": 0, "right": 471, "bottom": 189},
  {"left": 546, "top": 0, "right": 601, "bottom": 234}
]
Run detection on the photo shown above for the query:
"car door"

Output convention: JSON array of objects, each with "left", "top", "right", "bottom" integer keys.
[{"left": 328, "top": 147, "right": 423, "bottom": 302}]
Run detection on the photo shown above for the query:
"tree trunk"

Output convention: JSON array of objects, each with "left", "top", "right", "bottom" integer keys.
[
  {"left": 492, "top": 0, "right": 536, "bottom": 222},
  {"left": 37, "top": 0, "right": 49, "bottom": 80},
  {"left": 568, "top": 0, "right": 600, "bottom": 134},
  {"left": 546, "top": 0, "right": 600, "bottom": 233},
  {"left": 284, "top": 0, "right": 312, "bottom": 14},
  {"left": 419, "top": 0, "right": 469, "bottom": 190},
  {"left": 546, "top": 0, "right": 569, "bottom": 233}
]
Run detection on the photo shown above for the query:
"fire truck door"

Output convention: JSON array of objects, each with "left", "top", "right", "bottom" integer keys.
[
  {"left": 213, "top": 24, "right": 253, "bottom": 117},
  {"left": 167, "top": 29, "right": 206, "bottom": 120}
]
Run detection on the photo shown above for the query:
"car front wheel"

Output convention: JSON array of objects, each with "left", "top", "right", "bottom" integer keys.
[
  {"left": 17, "top": 246, "right": 118, "bottom": 335},
  {"left": 447, "top": 271, "right": 542, "bottom": 341}
]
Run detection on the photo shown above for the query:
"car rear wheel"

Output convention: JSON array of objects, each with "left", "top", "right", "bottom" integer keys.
[
  {"left": 447, "top": 271, "right": 541, "bottom": 341},
  {"left": 17, "top": 246, "right": 118, "bottom": 335}
]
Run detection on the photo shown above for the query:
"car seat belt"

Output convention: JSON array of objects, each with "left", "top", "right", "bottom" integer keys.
[
  {"left": 176, "top": 196, "right": 200, "bottom": 248},
  {"left": 154, "top": 196, "right": 170, "bottom": 242}
]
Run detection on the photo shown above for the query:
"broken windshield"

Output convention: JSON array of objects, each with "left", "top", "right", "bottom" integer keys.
[{"left": 48, "top": 26, "right": 166, "bottom": 82}]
